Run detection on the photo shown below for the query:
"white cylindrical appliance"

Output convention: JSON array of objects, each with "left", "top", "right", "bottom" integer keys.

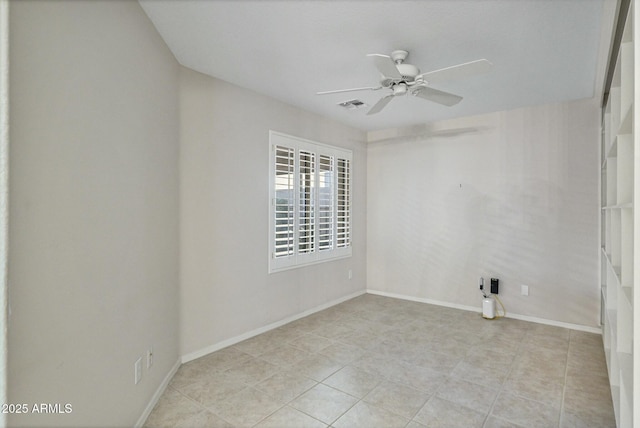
[{"left": 482, "top": 297, "right": 496, "bottom": 319}]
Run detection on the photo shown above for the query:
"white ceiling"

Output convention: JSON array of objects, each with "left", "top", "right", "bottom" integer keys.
[{"left": 139, "top": 0, "right": 615, "bottom": 132}]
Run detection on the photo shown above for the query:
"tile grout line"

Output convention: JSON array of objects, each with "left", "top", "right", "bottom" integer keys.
[
  {"left": 558, "top": 333, "right": 573, "bottom": 427},
  {"left": 166, "top": 384, "right": 238, "bottom": 426},
  {"left": 482, "top": 326, "right": 527, "bottom": 428},
  {"left": 249, "top": 367, "right": 319, "bottom": 427}
]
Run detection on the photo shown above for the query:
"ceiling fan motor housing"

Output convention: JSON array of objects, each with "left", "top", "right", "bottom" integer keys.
[{"left": 396, "top": 63, "right": 420, "bottom": 81}]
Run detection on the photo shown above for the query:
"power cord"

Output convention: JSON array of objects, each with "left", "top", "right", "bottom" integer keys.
[{"left": 494, "top": 294, "right": 506, "bottom": 319}]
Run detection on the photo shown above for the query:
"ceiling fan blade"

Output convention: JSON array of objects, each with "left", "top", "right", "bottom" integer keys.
[
  {"left": 367, "top": 94, "right": 394, "bottom": 115},
  {"left": 413, "top": 86, "right": 463, "bottom": 106},
  {"left": 416, "top": 59, "right": 492, "bottom": 83},
  {"left": 316, "top": 86, "right": 382, "bottom": 95},
  {"left": 367, "top": 54, "right": 402, "bottom": 79}
]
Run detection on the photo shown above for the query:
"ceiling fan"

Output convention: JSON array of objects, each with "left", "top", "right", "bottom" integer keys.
[{"left": 317, "top": 50, "right": 492, "bottom": 115}]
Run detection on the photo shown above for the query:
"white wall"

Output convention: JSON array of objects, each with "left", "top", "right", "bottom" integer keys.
[
  {"left": 179, "top": 67, "right": 367, "bottom": 358},
  {"left": 367, "top": 99, "right": 601, "bottom": 328},
  {"left": 8, "top": 1, "right": 180, "bottom": 426}
]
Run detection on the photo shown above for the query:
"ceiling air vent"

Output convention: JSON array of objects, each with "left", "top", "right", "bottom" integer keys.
[{"left": 338, "top": 99, "right": 367, "bottom": 110}]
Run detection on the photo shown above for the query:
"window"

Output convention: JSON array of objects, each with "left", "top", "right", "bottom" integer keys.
[{"left": 269, "top": 131, "right": 352, "bottom": 273}]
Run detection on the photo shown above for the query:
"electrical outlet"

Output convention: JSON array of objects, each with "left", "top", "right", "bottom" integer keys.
[
  {"left": 521, "top": 285, "right": 529, "bottom": 296},
  {"left": 348, "top": 269, "right": 353, "bottom": 280},
  {"left": 147, "top": 347, "right": 153, "bottom": 369},
  {"left": 134, "top": 357, "right": 142, "bottom": 385}
]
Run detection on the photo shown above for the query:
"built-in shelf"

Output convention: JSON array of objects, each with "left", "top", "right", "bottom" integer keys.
[
  {"left": 622, "top": 286, "right": 633, "bottom": 309},
  {"left": 620, "top": 352, "right": 633, "bottom": 379},
  {"left": 608, "top": 309, "right": 619, "bottom": 334},
  {"left": 601, "top": 1, "right": 636, "bottom": 426},
  {"left": 602, "top": 203, "right": 634, "bottom": 210},
  {"left": 619, "top": 104, "right": 633, "bottom": 135},
  {"left": 603, "top": 246, "right": 623, "bottom": 287},
  {"left": 612, "top": 385, "right": 621, "bottom": 425}
]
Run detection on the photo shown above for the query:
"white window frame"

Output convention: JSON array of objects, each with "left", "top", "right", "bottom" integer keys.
[{"left": 269, "top": 131, "right": 352, "bottom": 273}]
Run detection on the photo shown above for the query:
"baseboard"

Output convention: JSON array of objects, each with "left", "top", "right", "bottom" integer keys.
[
  {"left": 181, "top": 289, "right": 366, "bottom": 364},
  {"left": 367, "top": 289, "right": 602, "bottom": 335},
  {"left": 504, "top": 312, "right": 602, "bottom": 334},
  {"left": 367, "top": 289, "right": 481, "bottom": 314},
  {"left": 135, "top": 357, "right": 181, "bottom": 428}
]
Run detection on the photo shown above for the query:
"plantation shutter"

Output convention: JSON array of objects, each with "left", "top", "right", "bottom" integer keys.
[
  {"left": 318, "top": 155, "right": 334, "bottom": 251},
  {"left": 336, "top": 157, "right": 351, "bottom": 248},
  {"left": 269, "top": 131, "right": 352, "bottom": 273},
  {"left": 273, "top": 145, "right": 295, "bottom": 258},
  {"left": 298, "top": 150, "right": 316, "bottom": 254}
]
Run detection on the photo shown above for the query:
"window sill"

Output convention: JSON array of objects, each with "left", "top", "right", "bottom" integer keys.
[{"left": 268, "top": 251, "right": 352, "bottom": 274}]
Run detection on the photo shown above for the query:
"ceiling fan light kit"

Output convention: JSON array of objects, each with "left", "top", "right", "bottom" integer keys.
[{"left": 317, "top": 49, "right": 492, "bottom": 116}]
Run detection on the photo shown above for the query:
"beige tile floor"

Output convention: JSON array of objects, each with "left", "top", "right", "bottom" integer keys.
[{"left": 145, "top": 294, "right": 615, "bottom": 428}]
